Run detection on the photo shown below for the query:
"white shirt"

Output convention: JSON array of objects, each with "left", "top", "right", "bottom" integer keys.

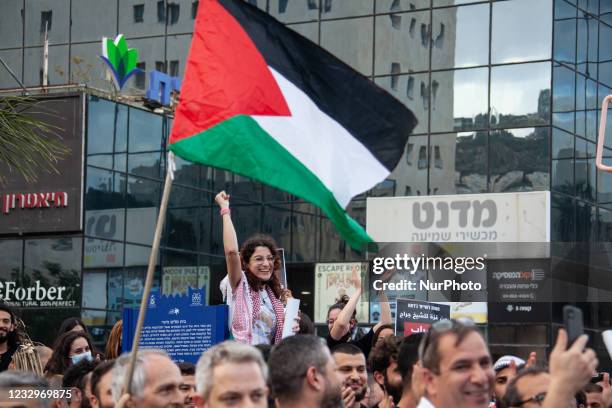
[{"left": 416, "top": 397, "right": 436, "bottom": 408}]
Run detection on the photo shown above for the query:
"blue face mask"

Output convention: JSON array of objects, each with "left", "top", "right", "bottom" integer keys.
[{"left": 70, "top": 351, "right": 93, "bottom": 365}]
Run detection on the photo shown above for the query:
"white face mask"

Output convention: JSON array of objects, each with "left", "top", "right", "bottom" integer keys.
[{"left": 70, "top": 350, "right": 92, "bottom": 365}]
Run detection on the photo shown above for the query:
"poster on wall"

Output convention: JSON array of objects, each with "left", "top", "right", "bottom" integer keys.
[
  {"left": 162, "top": 266, "right": 210, "bottom": 304},
  {"left": 314, "top": 262, "right": 369, "bottom": 324},
  {"left": 395, "top": 298, "right": 450, "bottom": 337}
]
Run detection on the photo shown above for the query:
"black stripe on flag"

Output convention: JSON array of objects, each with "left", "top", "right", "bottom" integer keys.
[{"left": 219, "top": 0, "right": 418, "bottom": 172}]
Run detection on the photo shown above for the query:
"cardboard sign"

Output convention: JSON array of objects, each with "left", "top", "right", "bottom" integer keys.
[
  {"left": 122, "top": 288, "right": 229, "bottom": 363},
  {"left": 395, "top": 298, "right": 450, "bottom": 337}
]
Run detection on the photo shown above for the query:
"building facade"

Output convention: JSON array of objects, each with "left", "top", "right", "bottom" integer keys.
[{"left": 1, "top": 0, "right": 612, "bottom": 359}]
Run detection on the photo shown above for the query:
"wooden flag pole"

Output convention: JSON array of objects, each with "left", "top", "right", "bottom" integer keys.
[{"left": 121, "top": 151, "right": 176, "bottom": 396}]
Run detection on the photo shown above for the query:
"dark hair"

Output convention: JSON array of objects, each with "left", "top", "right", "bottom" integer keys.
[
  {"left": 372, "top": 324, "right": 395, "bottom": 347},
  {"left": 0, "top": 303, "right": 16, "bottom": 325},
  {"left": 254, "top": 343, "right": 272, "bottom": 363},
  {"left": 58, "top": 318, "right": 88, "bottom": 337},
  {"left": 419, "top": 323, "right": 480, "bottom": 374},
  {"left": 575, "top": 390, "right": 587, "bottom": 406},
  {"left": 502, "top": 366, "right": 548, "bottom": 407},
  {"left": 332, "top": 343, "right": 364, "bottom": 356},
  {"left": 240, "top": 234, "right": 282, "bottom": 300},
  {"left": 45, "top": 331, "right": 95, "bottom": 376},
  {"left": 368, "top": 335, "right": 399, "bottom": 375},
  {"left": 298, "top": 311, "right": 315, "bottom": 335},
  {"left": 62, "top": 359, "right": 98, "bottom": 389},
  {"left": 177, "top": 362, "right": 195, "bottom": 376},
  {"left": 397, "top": 333, "right": 423, "bottom": 383},
  {"left": 268, "top": 335, "right": 329, "bottom": 403},
  {"left": 327, "top": 295, "right": 357, "bottom": 321},
  {"left": 0, "top": 303, "right": 18, "bottom": 348},
  {"left": 91, "top": 360, "right": 115, "bottom": 402},
  {"left": 583, "top": 382, "right": 603, "bottom": 393}
]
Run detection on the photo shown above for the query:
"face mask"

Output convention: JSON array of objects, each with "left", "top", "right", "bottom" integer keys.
[{"left": 70, "top": 351, "right": 92, "bottom": 365}]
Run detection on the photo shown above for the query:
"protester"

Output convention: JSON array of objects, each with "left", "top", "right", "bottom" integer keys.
[
  {"left": 396, "top": 333, "right": 424, "bottom": 408},
  {"left": 57, "top": 318, "right": 89, "bottom": 337},
  {"left": 0, "top": 304, "right": 19, "bottom": 372},
  {"left": 298, "top": 311, "right": 315, "bottom": 335},
  {"left": 216, "top": 191, "right": 298, "bottom": 346},
  {"left": 366, "top": 372, "right": 385, "bottom": 408},
  {"left": 417, "top": 319, "right": 493, "bottom": 408},
  {"left": 177, "top": 362, "right": 197, "bottom": 408},
  {"left": 193, "top": 340, "right": 268, "bottom": 407},
  {"left": 104, "top": 320, "right": 122, "bottom": 360},
  {"left": 369, "top": 335, "right": 402, "bottom": 407},
  {"left": 44, "top": 331, "right": 95, "bottom": 377},
  {"left": 583, "top": 383, "right": 604, "bottom": 408},
  {"left": 331, "top": 343, "right": 368, "bottom": 408},
  {"left": 62, "top": 359, "right": 98, "bottom": 408},
  {"left": 502, "top": 366, "right": 549, "bottom": 408},
  {"left": 326, "top": 281, "right": 392, "bottom": 359},
  {"left": 111, "top": 349, "right": 183, "bottom": 408},
  {"left": 492, "top": 355, "right": 525, "bottom": 408},
  {"left": 89, "top": 360, "right": 115, "bottom": 408},
  {"left": 372, "top": 324, "right": 395, "bottom": 349},
  {"left": 268, "top": 334, "right": 343, "bottom": 408}
]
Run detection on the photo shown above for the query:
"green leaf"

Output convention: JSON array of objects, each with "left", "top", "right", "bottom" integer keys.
[
  {"left": 105, "top": 38, "right": 119, "bottom": 68},
  {"left": 116, "top": 35, "right": 128, "bottom": 60},
  {"left": 126, "top": 49, "right": 138, "bottom": 73}
]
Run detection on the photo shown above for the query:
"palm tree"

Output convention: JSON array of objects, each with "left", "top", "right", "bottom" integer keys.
[{"left": 0, "top": 95, "right": 69, "bottom": 186}]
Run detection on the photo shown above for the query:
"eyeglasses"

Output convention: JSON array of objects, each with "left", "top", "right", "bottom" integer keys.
[
  {"left": 515, "top": 392, "right": 546, "bottom": 406},
  {"left": 251, "top": 255, "right": 275, "bottom": 264},
  {"left": 418, "top": 318, "right": 476, "bottom": 361}
]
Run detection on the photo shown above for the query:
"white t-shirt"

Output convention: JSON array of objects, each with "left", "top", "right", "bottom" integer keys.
[{"left": 251, "top": 289, "right": 277, "bottom": 345}]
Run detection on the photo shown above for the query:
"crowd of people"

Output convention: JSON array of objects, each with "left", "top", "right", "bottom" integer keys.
[{"left": 0, "top": 191, "right": 610, "bottom": 407}]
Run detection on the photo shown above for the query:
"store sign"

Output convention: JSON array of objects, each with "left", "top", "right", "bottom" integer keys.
[
  {"left": 366, "top": 191, "right": 550, "bottom": 242},
  {"left": 0, "top": 280, "right": 77, "bottom": 308},
  {"left": 0, "top": 95, "right": 84, "bottom": 235},
  {"left": 2, "top": 191, "right": 68, "bottom": 214},
  {"left": 145, "top": 70, "right": 181, "bottom": 106},
  {"left": 314, "top": 263, "right": 369, "bottom": 323},
  {"left": 101, "top": 35, "right": 141, "bottom": 90}
]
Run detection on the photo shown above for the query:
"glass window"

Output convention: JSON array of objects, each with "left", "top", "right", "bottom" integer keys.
[
  {"left": 552, "top": 127, "right": 574, "bottom": 159},
  {"left": 0, "top": 1, "right": 24, "bottom": 49},
  {"left": 88, "top": 98, "right": 128, "bottom": 155},
  {"left": 166, "top": 35, "right": 191, "bottom": 79},
  {"left": 490, "top": 62, "right": 551, "bottom": 128},
  {"left": 431, "top": 132, "right": 488, "bottom": 195},
  {"left": 269, "top": 0, "right": 319, "bottom": 23},
  {"left": 489, "top": 127, "right": 550, "bottom": 192},
  {"left": 134, "top": 4, "right": 144, "bottom": 22},
  {"left": 261, "top": 204, "right": 292, "bottom": 247},
  {"left": 128, "top": 152, "right": 162, "bottom": 179},
  {"left": 122, "top": 263, "right": 161, "bottom": 308},
  {"left": 83, "top": 238, "right": 124, "bottom": 271},
  {"left": 554, "top": 0, "right": 576, "bottom": 67},
  {"left": 374, "top": 73, "right": 429, "bottom": 134},
  {"left": 24, "top": 0, "right": 70, "bottom": 46},
  {"left": 601, "top": 0, "right": 612, "bottom": 25},
  {"left": 71, "top": 0, "right": 117, "bottom": 42},
  {"left": 599, "top": 23, "right": 612, "bottom": 87},
  {"left": 552, "top": 158, "right": 574, "bottom": 194},
  {"left": 318, "top": 216, "right": 344, "bottom": 261},
  {"left": 431, "top": 67, "right": 488, "bottom": 133},
  {"left": 166, "top": 187, "right": 208, "bottom": 251},
  {"left": 118, "top": 0, "right": 165, "bottom": 42},
  {"left": 376, "top": 0, "right": 430, "bottom": 13},
  {"left": 598, "top": 148, "right": 612, "bottom": 204},
  {"left": 375, "top": 10, "right": 430, "bottom": 75},
  {"left": 321, "top": 17, "right": 373, "bottom": 76},
  {"left": 388, "top": 135, "right": 428, "bottom": 196},
  {"left": 552, "top": 64, "right": 575, "bottom": 133},
  {"left": 0, "top": 240, "right": 22, "bottom": 281},
  {"left": 126, "top": 176, "right": 160, "bottom": 245},
  {"left": 491, "top": 0, "right": 552, "bottom": 64},
  {"left": 432, "top": 4, "right": 489, "bottom": 70},
  {"left": 575, "top": 152, "right": 596, "bottom": 202},
  {"left": 551, "top": 193, "right": 576, "bottom": 242},
  {"left": 128, "top": 107, "right": 163, "bottom": 152},
  {"left": 321, "top": 0, "right": 373, "bottom": 19},
  {"left": 85, "top": 167, "right": 126, "bottom": 210},
  {"left": 433, "top": 0, "right": 483, "bottom": 6},
  {"left": 286, "top": 22, "right": 319, "bottom": 44},
  {"left": 292, "top": 203, "right": 317, "bottom": 262},
  {"left": 191, "top": 1, "right": 198, "bottom": 19},
  {"left": 576, "top": 12, "right": 598, "bottom": 78}
]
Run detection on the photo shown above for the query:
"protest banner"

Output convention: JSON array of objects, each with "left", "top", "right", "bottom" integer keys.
[
  {"left": 395, "top": 298, "right": 450, "bottom": 337},
  {"left": 122, "top": 288, "right": 228, "bottom": 363}
]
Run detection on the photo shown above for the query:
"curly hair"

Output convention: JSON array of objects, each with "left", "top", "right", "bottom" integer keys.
[
  {"left": 104, "top": 320, "right": 122, "bottom": 360},
  {"left": 44, "top": 331, "right": 95, "bottom": 377},
  {"left": 240, "top": 234, "right": 283, "bottom": 300}
]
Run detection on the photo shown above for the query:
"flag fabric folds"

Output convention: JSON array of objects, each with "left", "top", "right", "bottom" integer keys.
[{"left": 169, "top": 0, "right": 417, "bottom": 250}]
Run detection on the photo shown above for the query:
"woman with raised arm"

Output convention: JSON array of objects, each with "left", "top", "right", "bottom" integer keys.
[{"left": 216, "top": 190, "right": 292, "bottom": 345}]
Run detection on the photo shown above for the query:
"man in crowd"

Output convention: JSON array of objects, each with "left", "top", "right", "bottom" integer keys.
[
  {"left": 502, "top": 366, "right": 550, "bottom": 408},
  {"left": 111, "top": 349, "right": 183, "bottom": 408},
  {"left": 396, "top": 333, "right": 424, "bottom": 408},
  {"left": 417, "top": 319, "right": 494, "bottom": 408},
  {"left": 62, "top": 359, "right": 98, "bottom": 408},
  {"left": 89, "top": 360, "right": 115, "bottom": 408},
  {"left": 584, "top": 383, "right": 604, "bottom": 408},
  {"left": 369, "top": 336, "right": 403, "bottom": 406},
  {"left": 332, "top": 343, "right": 368, "bottom": 408},
  {"left": 0, "top": 304, "right": 19, "bottom": 372},
  {"left": 193, "top": 340, "right": 268, "bottom": 408},
  {"left": 492, "top": 355, "right": 525, "bottom": 408},
  {"left": 177, "top": 362, "right": 197, "bottom": 408},
  {"left": 268, "top": 335, "right": 343, "bottom": 408}
]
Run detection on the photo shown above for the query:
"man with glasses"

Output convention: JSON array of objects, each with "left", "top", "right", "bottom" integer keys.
[
  {"left": 503, "top": 366, "right": 550, "bottom": 408},
  {"left": 417, "top": 319, "right": 494, "bottom": 408}
]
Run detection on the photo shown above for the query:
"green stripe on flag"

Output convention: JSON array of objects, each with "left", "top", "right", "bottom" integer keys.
[{"left": 169, "top": 115, "right": 372, "bottom": 250}]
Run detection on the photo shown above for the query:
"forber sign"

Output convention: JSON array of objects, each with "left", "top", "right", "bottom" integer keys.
[{"left": 0, "top": 281, "right": 74, "bottom": 308}]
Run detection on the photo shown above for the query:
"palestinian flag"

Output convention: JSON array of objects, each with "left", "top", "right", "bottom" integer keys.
[{"left": 169, "top": 0, "right": 417, "bottom": 250}]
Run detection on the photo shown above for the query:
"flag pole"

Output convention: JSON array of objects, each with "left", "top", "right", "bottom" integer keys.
[{"left": 121, "top": 151, "right": 176, "bottom": 396}]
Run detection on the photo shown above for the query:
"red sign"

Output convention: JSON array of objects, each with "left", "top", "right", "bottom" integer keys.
[{"left": 2, "top": 192, "right": 68, "bottom": 214}]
